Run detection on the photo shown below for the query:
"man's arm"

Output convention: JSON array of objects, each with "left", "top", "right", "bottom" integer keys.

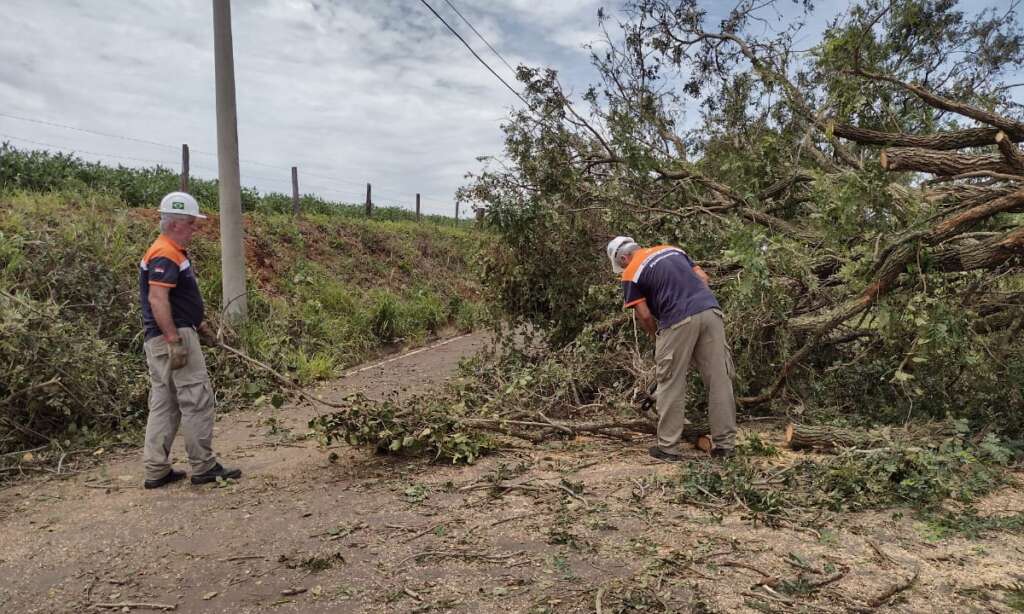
[
  {"left": 634, "top": 300, "right": 658, "bottom": 338},
  {"left": 692, "top": 265, "right": 710, "bottom": 286},
  {"left": 148, "top": 285, "right": 180, "bottom": 342}
]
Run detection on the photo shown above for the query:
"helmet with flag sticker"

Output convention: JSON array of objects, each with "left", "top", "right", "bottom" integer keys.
[{"left": 158, "top": 192, "right": 207, "bottom": 219}]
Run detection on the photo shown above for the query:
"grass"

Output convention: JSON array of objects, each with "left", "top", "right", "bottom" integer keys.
[{"left": 0, "top": 187, "right": 488, "bottom": 459}]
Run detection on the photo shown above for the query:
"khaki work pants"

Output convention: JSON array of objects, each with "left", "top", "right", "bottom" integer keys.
[
  {"left": 654, "top": 309, "right": 737, "bottom": 454},
  {"left": 143, "top": 327, "right": 217, "bottom": 481}
]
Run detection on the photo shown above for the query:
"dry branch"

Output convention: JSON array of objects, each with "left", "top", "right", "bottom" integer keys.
[
  {"left": 867, "top": 567, "right": 919, "bottom": 608},
  {"left": 92, "top": 603, "right": 176, "bottom": 611}
]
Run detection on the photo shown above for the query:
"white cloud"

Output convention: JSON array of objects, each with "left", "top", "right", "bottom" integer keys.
[{"left": 0, "top": 0, "right": 602, "bottom": 215}]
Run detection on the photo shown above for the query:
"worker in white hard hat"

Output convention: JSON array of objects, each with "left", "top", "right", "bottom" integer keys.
[
  {"left": 139, "top": 192, "right": 241, "bottom": 488},
  {"left": 607, "top": 236, "right": 736, "bottom": 461}
]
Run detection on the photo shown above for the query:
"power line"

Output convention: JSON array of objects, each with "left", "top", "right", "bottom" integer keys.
[
  {"left": 0, "top": 112, "right": 183, "bottom": 151},
  {"left": 0, "top": 134, "right": 177, "bottom": 167},
  {"left": 417, "top": 0, "right": 531, "bottom": 109},
  {"left": 441, "top": 0, "right": 516, "bottom": 75},
  {"left": 0, "top": 107, "right": 454, "bottom": 199}
]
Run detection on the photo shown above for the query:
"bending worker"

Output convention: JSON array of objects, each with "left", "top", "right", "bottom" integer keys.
[
  {"left": 139, "top": 192, "right": 241, "bottom": 488},
  {"left": 606, "top": 236, "right": 737, "bottom": 460}
]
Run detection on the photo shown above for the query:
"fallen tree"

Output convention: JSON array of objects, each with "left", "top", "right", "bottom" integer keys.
[
  {"left": 312, "top": 0, "right": 1024, "bottom": 468},
  {"left": 456, "top": 0, "right": 1024, "bottom": 435}
]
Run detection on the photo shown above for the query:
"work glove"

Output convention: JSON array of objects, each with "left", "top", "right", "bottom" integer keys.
[
  {"left": 168, "top": 338, "right": 189, "bottom": 370},
  {"left": 197, "top": 322, "right": 219, "bottom": 347}
]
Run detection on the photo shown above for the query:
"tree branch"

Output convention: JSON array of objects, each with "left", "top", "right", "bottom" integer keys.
[
  {"left": 881, "top": 148, "right": 1023, "bottom": 176},
  {"left": 995, "top": 131, "right": 1024, "bottom": 172},
  {"left": 852, "top": 69, "right": 1024, "bottom": 139},
  {"left": 833, "top": 124, "right": 1009, "bottom": 150}
]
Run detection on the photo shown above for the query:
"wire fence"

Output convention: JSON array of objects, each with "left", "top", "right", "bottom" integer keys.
[{"left": 0, "top": 125, "right": 469, "bottom": 221}]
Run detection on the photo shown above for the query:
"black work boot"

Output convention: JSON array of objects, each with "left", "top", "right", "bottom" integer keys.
[
  {"left": 190, "top": 463, "right": 242, "bottom": 485},
  {"left": 710, "top": 447, "right": 735, "bottom": 459},
  {"left": 144, "top": 468, "right": 187, "bottom": 490},
  {"left": 648, "top": 446, "right": 682, "bottom": 462}
]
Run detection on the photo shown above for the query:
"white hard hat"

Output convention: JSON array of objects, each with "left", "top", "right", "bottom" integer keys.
[
  {"left": 158, "top": 192, "right": 207, "bottom": 219},
  {"left": 606, "top": 235, "right": 637, "bottom": 273}
]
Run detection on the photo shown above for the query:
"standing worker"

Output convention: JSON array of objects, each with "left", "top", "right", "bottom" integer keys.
[
  {"left": 606, "top": 236, "right": 737, "bottom": 460},
  {"left": 139, "top": 192, "right": 241, "bottom": 488}
]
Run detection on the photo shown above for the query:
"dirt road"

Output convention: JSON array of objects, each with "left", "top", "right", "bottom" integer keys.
[{"left": 1, "top": 332, "right": 1022, "bottom": 613}]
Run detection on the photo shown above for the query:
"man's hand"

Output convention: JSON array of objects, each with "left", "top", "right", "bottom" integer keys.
[
  {"left": 197, "top": 322, "right": 219, "bottom": 347},
  {"left": 168, "top": 338, "right": 189, "bottom": 370},
  {"left": 634, "top": 301, "right": 658, "bottom": 338}
]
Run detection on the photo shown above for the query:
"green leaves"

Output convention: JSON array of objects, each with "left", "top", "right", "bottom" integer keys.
[{"left": 308, "top": 393, "right": 492, "bottom": 465}]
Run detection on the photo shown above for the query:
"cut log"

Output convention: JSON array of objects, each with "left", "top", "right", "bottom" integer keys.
[
  {"left": 881, "top": 148, "right": 1022, "bottom": 176},
  {"left": 834, "top": 124, "right": 1006, "bottom": 150},
  {"left": 995, "top": 131, "right": 1024, "bottom": 172},
  {"left": 695, "top": 435, "right": 714, "bottom": 453},
  {"left": 784, "top": 423, "right": 884, "bottom": 451},
  {"left": 784, "top": 422, "right": 958, "bottom": 452}
]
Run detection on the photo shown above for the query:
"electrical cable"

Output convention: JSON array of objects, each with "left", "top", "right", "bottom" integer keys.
[
  {"left": 1, "top": 133, "right": 176, "bottom": 166},
  {"left": 417, "top": 0, "right": 531, "bottom": 109},
  {"left": 441, "top": 0, "right": 517, "bottom": 74}
]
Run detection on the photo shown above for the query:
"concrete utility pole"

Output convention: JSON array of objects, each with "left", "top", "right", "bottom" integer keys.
[
  {"left": 415, "top": 193, "right": 421, "bottom": 221},
  {"left": 212, "top": 0, "right": 247, "bottom": 321}
]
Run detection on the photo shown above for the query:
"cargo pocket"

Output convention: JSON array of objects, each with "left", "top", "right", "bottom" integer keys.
[
  {"left": 179, "top": 380, "right": 215, "bottom": 416},
  {"left": 144, "top": 337, "right": 171, "bottom": 384},
  {"left": 172, "top": 332, "right": 210, "bottom": 387},
  {"left": 656, "top": 350, "right": 675, "bottom": 385}
]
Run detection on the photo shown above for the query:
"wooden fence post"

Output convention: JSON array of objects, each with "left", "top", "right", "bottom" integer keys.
[
  {"left": 291, "top": 166, "right": 300, "bottom": 216},
  {"left": 365, "top": 183, "right": 372, "bottom": 217},
  {"left": 416, "top": 193, "right": 421, "bottom": 221},
  {"left": 180, "top": 144, "right": 189, "bottom": 192}
]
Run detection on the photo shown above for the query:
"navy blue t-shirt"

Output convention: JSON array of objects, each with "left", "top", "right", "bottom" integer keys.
[
  {"left": 621, "top": 245, "right": 719, "bottom": 329},
  {"left": 139, "top": 234, "right": 205, "bottom": 340}
]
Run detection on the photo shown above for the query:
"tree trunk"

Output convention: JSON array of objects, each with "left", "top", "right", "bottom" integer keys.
[
  {"left": 929, "top": 226, "right": 1024, "bottom": 272},
  {"left": 995, "top": 131, "right": 1024, "bottom": 172},
  {"left": 834, "top": 124, "right": 1006, "bottom": 150},
  {"left": 881, "top": 148, "right": 1022, "bottom": 176}
]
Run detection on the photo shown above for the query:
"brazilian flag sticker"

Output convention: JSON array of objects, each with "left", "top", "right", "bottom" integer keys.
[{"left": 172, "top": 201, "right": 185, "bottom": 210}]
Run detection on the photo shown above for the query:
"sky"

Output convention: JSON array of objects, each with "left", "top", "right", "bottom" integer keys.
[
  {"left": 0, "top": 0, "right": 612, "bottom": 217},
  {"left": 0, "top": 0, "right": 1017, "bottom": 217}
]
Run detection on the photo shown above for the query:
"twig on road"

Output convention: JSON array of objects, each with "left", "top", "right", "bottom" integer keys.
[{"left": 92, "top": 602, "right": 176, "bottom": 611}]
